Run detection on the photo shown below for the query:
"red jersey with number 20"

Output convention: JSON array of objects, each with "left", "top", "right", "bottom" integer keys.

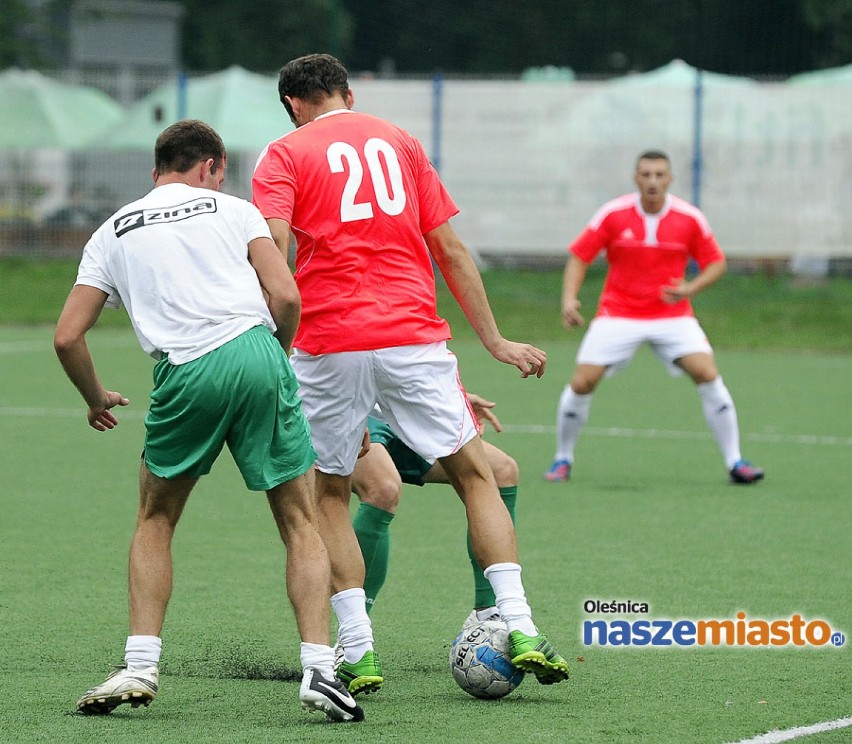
[
  {"left": 252, "top": 109, "right": 459, "bottom": 355},
  {"left": 570, "top": 193, "right": 725, "bottom": 319}
]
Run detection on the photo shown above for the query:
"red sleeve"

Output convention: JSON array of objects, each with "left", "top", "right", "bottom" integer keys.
[
  {"left": 252, "top": 144, "right": 297, "bottom": 222},
  {"left": 569, "top": 224, "right": 607, "bottom": 263},
  {"left": 412, "top": 136, "right": 459, "bottom": 233},
  {"left": 692, "top": 232, "right": 724, "bottom": 270}
]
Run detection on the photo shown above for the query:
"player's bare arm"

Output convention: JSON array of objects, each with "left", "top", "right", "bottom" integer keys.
[
  {"left": 425, "top": 222, "right": 546, "bottom": 378},
  {"left": 54, "top": 284, "right": 129, "bottom": 431},
  {"left": 265, "top": 217, "right": 294, "bottom": 260},
  {"left": 424, "top": 222, "right": 501, "bottom": 347},
  {"left": 358, "top": 429, "right": 371, "bottom": 459},
  {"left": 561, "top": 255, "right": 588, "bottom": 329},
  {"left": 467, "top": 393, "right": 503, "bottom": 433},
  {"left": 660, "top": 258, "right": 727, "bottom": 304},
  {"left": 248, "top": 235, "right": 301, "bottom": 353}
]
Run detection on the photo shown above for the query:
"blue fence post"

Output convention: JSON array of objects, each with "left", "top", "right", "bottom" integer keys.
[
  {"left": 177, "top": 70, "right": 188, "bottom": 121},
  {"left": 692, "top": 68, "right": 703, "bottom": 208},
  {"left": 432, "top": 70, "right": 443, "bottom": 174}
]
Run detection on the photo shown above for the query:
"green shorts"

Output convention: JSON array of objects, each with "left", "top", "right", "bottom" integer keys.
[
  {"left": 144, "top": 325, "right": 315, "bottom": 490},
  {"left": 367, "top": 416, "right": 432, "bottom": 487}
]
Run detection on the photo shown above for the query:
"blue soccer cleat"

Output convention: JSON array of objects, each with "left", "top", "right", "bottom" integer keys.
[
  {"left": 729, "top": 459, "right": 764, "bottom": 484},
  {"left": 544, "top": 459, "right": 572, "bottom": 482}
]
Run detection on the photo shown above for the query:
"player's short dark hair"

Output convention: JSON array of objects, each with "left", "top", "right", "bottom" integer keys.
[
  {"left": 278, "top": 53, "right": 350, "bottom": 123},
  {"left": 154, "top": 119, "right": 226, "bottom": 176},
  {"left": 636, "top": 149, "right": 670, "bottom": 167}
]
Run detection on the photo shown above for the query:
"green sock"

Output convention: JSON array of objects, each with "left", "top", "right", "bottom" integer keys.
[
  {"left": 467, "top": 486, "right": 518, "bottom": 609},
  {"left": 353, "top": 502, "right": 394, "bottom": 614}
]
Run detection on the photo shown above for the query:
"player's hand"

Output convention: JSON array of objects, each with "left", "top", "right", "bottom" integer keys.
[
  {"left": 87, "top": 390, "right": 129, "bottom": 431},
  {"left": 467, "top": 393, "right": 503, "bottom": 434},
  {"left": 357, "top": 429, "right": 371, "bottom": 458},
  {"left": 661, "top": 277, "right": 692, "bottom": 304},
  {"left": 490, "top": 339, "right": 547, "bottom": 378},
  {"left": 562, "top": 298, "right": 584, "bottom": 330}
]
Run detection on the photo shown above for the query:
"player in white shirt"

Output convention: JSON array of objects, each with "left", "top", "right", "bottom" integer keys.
[{"left": 55, "top": 119, "right": 362, "bottom": 723}]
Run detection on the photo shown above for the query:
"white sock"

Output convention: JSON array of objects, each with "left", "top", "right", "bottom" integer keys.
[
  {"left": 554, "top": 386, "right": 592, "bottom": 462},
  {"left": 483, "top": 562, "right": 537, "bottom": 636},
  {"left": 331, "top": 588, "right": 374, "bottom": 664},
  {"left": 697, "top": 376, "right": 742, "bottom": 468},
  {"left": 124, "top": 635, "right": 161, "bottom": 671},
  {"left": 475, "top": 606, "right": 499, "bottom": 621},
  {"left": 299, "top": 642, "right": 335, "bottom": 677}
]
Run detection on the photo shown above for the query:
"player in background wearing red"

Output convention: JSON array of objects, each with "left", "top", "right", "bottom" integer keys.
[
  {"left": 545, "top": 150, "right": 764, "bottom": 485},
  {"left": 253, "top": 53, "right": 569, "bottom": 696}
]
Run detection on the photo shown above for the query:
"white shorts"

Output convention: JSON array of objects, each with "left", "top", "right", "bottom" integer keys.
[
  {"left": 290, "top": 341, "right": 478, "bottom": 475},
  {"left": 576, "top": 316, "right": 713, "bottom": 378}
]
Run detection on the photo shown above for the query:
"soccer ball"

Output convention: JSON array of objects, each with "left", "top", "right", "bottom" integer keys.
[{"left": 449, "top": 619, "right": 525, "bottom": 699}]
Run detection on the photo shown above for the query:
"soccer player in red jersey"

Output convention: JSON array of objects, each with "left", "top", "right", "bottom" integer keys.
[
  {"left": 253, "top": 53, "right": 569, "bottom": 695},
  {"left": 545, "top": 150, "right": 764, "bottom": 485}
]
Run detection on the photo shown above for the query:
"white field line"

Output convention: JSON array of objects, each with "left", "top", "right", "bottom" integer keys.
[
  {"left": 0, "top": 341, "right": 52, "bottom": 353},
  {"left": 1, "top": 410, "right": 849, "bottom": 446},
  {"left": 500, "top": 424, "right": 852, "bottom": 447},
  {"left": 0, "top": 336, "right": 138, "bottom": 354},
  {"left": 726, "top": 715, "right": 852, "bottom": 743},
  {"left": 1, "top": 407, "right": 147, "bottom": 419}
]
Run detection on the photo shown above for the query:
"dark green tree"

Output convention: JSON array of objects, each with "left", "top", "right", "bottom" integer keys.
[
  {"left": 180, "top": 0, "right": 354, "bottom": 72},
  {"left": 341, "top": 0, "right": 851, "bottom": 75},
  {"left": 8, "top": 0, "right": 852, "bottom": 76},
  {"left": 0, "top": 0, "right": 40, "bottom": 68},
  {"left": 802, "top": 0, "right": 852, "bottom": 67}
]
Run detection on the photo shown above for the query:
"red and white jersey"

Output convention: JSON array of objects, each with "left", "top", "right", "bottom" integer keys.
[
  {"left": 252, "top": 109, "right": 459, "bottom": 355},
  {"left": 570, "top": 193, "right": 725, "bottom": 319}
]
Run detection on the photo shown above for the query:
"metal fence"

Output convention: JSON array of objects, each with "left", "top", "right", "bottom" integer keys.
[{"left": 3, "top": 65, "right": 851, "bottom": 272}]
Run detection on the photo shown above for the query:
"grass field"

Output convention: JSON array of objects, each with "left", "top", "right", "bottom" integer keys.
[
  {"left": 1, "top": 264, "right": 850, "bottom": 743},
  {"left": 3, "top": 257, "right": 852, "bottom": 351}
]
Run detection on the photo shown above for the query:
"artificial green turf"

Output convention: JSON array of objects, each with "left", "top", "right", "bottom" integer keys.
[
  {"left": 1, "top": 328, "right": 849, "bottom": 743},
  {"left": 3, "top": 257, "right": 852, "bottom": 351},
  {"left": 435, "top": 267, "right": 852, "bottom": 352}
]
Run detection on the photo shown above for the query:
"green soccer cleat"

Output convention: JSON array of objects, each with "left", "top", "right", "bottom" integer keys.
[
  {"left": 508, "top": 631, "right": 570, "bottom": 685},
  {"left": 336, "top": 649, "right": 384, "bottom": 696}
]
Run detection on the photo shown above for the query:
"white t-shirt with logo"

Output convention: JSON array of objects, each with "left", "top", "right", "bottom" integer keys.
[{"left": 76, "top": 182, "right": 275, "bottom": 364}]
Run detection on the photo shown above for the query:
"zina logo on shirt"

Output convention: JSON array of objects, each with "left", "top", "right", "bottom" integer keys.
[{"left": 114, "top": 197, "right": 218, "bottom": 237}]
